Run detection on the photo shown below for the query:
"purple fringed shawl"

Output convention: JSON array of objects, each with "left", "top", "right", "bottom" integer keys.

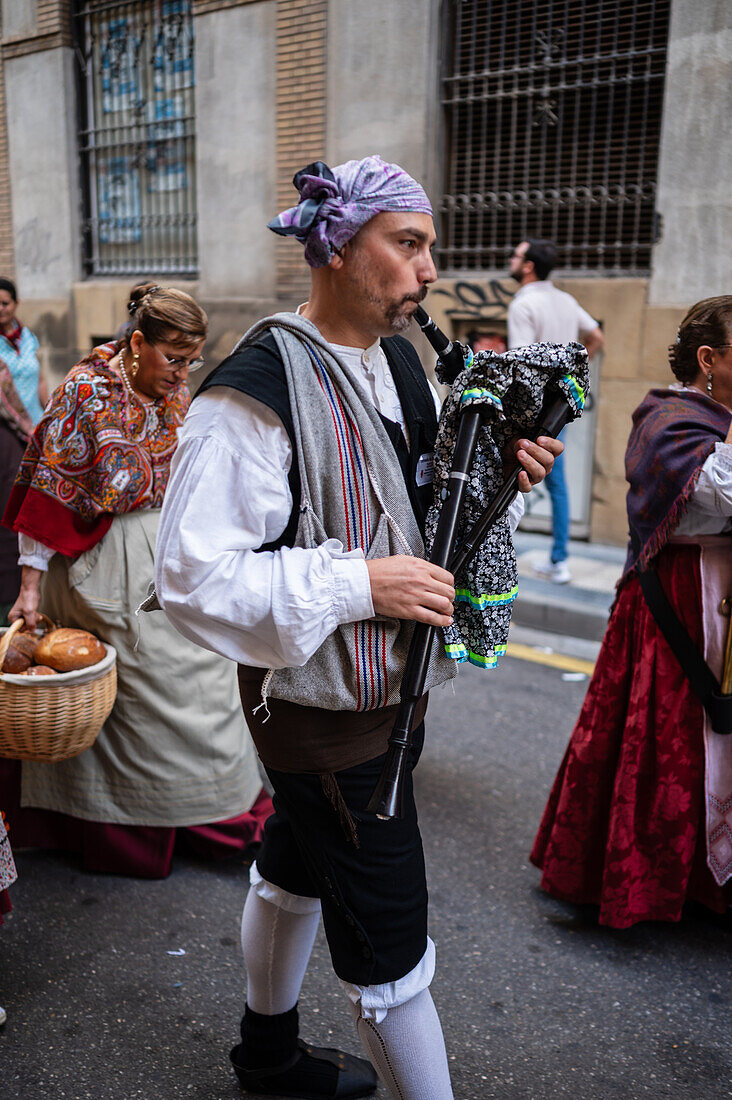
[{"left": 622, "top": 388, "right": 731, "bottom": 580}]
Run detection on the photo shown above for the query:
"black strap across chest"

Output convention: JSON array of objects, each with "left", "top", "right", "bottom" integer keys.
[{"left": 638, "top": 566, "right": 732, "bottom": 735}]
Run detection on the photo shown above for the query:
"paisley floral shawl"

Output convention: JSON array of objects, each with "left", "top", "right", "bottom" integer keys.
[{"left": 3, "top": 342, "right": 189, "bottom": 556}]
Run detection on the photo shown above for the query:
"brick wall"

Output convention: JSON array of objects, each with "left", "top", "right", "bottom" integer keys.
[
  {"left": 192, "top": 0, "right": 262, "bottom": 13},
  {"left": 275, "top": 0, "right": 327, "bottom": 302},
  {"left": 1, "top": 0, "right": 71, "bottom": 59},
  {"left": 36, "top": 0, "right": 72, "bottom": 38}
]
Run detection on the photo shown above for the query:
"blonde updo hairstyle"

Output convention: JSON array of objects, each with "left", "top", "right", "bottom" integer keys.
[
  {"left": 668, "top": 296, "right": 732, "bottom": 384},
  {"left": 124, "top": 283, "right": 208, "bottom": 352}
]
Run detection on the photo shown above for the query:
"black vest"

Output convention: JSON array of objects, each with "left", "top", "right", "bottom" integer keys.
[{"left": 198, "top": 331, "right": 438, "bottom": 550}]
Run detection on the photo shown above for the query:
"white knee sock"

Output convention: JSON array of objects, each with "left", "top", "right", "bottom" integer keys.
[
  {"left": 351, "top": 988, "right": 454, "bottom": 1100},
  {"left": 240, "top": 887, "right": 321, "bottom": 1015}
]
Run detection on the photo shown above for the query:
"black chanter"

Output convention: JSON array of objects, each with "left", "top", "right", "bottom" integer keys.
[{"left": 366, "top": 306, "right": 576, "bottom": 820}]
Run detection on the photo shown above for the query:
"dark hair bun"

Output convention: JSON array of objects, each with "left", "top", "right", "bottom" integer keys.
[
  {"left": 127, "top": 283, "right": 160, "bottom": 316},
  {"left": 119, "top": 284, "right": 208, "bottom": 349},
  {"left": 668, "top": 296, "right": 732, "bottom": 384}
]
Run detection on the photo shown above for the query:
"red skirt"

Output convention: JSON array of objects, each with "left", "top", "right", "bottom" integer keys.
[
  {"left": 531, "top": 544, "right": 732, "bottom": 928},
  {"left": 0, "top": 760, "right": 272, "bottom": 879}
]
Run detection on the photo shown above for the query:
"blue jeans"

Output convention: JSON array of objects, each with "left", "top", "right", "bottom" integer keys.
[{"left": 544, "top": 442, "right": 570, "bottom": 564}]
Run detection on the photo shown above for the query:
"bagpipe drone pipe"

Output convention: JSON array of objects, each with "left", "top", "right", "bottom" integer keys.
[{"left": 366, "top": 305, "right": 589, "bottom": 820}]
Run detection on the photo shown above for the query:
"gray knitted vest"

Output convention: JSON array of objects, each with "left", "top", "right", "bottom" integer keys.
[{"left": 233, "top": 312, "right": 457, "bottom": 711}]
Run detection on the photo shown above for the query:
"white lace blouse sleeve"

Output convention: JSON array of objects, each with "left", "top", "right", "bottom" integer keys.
[
  {"left": 674, "top": 443, "right": 732, "bottom": 535},
  {"left": 18, "top": 534, "right": 55, "bottom": 571},
  {"left": 154, "top": 388, "right": 374, "bottom": 669}
]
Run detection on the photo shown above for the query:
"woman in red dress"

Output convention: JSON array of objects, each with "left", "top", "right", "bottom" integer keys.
[{"left": 532, "top": 296, "right": 732, "bottom": 928}]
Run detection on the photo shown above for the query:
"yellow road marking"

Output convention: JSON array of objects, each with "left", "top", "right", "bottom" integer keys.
[{"left": 506, "top": 642, "right": 596, "bottom": 676}]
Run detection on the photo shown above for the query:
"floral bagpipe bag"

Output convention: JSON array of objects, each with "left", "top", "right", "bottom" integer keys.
[{"left": 425, "top": 341, "right": 589, "bottom": 669}]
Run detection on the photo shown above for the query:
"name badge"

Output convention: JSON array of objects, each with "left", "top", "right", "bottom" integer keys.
[{"left": 415, "top": 452, "right": 434, "bottom": 487}]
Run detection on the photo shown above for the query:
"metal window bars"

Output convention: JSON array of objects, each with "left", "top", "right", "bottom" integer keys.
[
  {"left": 438, "top": 0, "right": 671, "bottom": 275},
  {"left": 73, "top": 0, "right": 197, "bottom": 277}
]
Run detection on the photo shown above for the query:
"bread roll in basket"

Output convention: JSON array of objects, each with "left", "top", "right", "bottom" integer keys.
[{"left": 33, "top": 628, "right": 107, "bottom": 673}]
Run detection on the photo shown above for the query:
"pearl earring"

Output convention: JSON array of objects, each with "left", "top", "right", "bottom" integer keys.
[{"left": 707, "top": 372, "right": 713, "bottom": 396}]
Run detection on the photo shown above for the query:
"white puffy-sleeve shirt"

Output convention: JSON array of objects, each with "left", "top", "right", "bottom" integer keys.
[{"left": 155, "top": 341, "right": 525, "bottom": 668}]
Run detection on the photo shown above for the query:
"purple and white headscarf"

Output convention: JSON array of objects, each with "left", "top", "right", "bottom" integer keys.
[{"left": 268, "top": 155, "right": 433, "bottom": 268}]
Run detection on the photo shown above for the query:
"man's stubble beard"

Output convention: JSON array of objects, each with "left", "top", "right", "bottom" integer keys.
[
  {"left": 385, "top": 289, "right": 427, "bottom": 334},
  {"left": 348, "top": 253, "right": 427, "bottom": 335},
  {"left": 386, "top": 310, "right": 413, "bottom": 334}
]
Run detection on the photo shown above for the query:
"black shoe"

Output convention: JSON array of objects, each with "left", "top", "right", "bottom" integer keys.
[{"left": 231, "top": 1037, "right": 378, "bottom": 1098}]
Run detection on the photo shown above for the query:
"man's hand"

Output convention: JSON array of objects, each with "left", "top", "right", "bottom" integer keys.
[
  {"left": 366, "top": 556, "right": 455, "bottom": 627},
  {"left": 509, "top": 435, "right": 564, "bottom": 493}
]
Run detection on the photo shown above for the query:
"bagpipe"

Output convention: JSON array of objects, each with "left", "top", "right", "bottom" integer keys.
[{"left": 366, "top": 306, "right": 589, "bottom": 819}]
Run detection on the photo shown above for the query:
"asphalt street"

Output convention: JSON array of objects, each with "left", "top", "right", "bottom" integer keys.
[{"left": 1, "top": 640, "right": 731, "bottom": 1100}]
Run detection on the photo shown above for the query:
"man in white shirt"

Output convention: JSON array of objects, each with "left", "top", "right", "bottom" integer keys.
[
  {"left": 507, "top": 239, "right": 604, "bottom": 583},
  {"left": 156, "top": 158, "right": 561, "bottom": 1100}
]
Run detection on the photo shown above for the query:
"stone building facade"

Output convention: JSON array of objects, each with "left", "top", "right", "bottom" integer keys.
[{"left": 0, "top": 0, "right": 730, "bottom": 544}]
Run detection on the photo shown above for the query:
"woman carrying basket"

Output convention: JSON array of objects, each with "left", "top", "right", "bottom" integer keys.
[{"left": 0, "top": 284, "right": 271, "bottom": 878}]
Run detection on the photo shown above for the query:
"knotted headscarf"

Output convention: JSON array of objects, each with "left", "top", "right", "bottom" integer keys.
[{"left": 268, "top": 155, "right": 433, "bottom": 267}]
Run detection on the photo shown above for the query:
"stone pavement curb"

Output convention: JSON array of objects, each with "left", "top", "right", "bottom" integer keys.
[{"left": 512, "top": 530, "right": 626, "bottom": 642}]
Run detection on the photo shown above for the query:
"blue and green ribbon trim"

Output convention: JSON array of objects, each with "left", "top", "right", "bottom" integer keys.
[
  {"left": 460, "top": 385, "right": 503, "bottom": 411},
  {"left": 444, "top": 642, "right": 508, "bottom": 668},
  {"left": 561, "top": 373, "right": 585, "bottom": 411},
  {"left": 454, "top": 584, "right": 518, "bottom": 610}
]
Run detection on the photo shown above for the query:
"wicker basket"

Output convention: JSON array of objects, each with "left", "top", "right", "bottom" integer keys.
[{"left": 0, "top": 618, "right": 117, "bottom": 762}]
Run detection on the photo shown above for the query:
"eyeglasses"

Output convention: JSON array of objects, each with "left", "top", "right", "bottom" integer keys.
[{"left": 155, "top": 346, "right": 205, "bottom": 372}]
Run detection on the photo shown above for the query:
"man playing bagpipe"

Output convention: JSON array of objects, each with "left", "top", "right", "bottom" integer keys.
[{"left": 155, "top": 156, "right": 565, "bottom": 1099}]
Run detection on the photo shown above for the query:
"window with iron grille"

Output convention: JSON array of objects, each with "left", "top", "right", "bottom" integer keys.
[
  {"left": 438, "top": 0, "right": 671, "bottom": 275},
  {"left": 73, "top": 0, "right": 197, "bottom": 277}
]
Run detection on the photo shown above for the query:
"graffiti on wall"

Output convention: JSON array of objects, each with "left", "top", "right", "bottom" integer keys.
[{"left": 430, "top": 278, "right": 515, "bottom": 322}]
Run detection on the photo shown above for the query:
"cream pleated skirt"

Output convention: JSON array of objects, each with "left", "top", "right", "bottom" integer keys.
[{"left": 21, "top": 510, "right": 261, "bottom": 827}]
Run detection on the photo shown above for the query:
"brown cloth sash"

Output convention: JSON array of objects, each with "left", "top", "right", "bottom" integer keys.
[{"left": 237, "top": 665, "right": 429, "bottom": 774}]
